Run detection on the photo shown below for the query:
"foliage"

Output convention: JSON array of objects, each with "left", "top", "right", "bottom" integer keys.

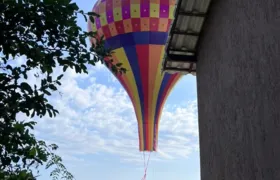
[
  {"left": 0, "top": 120, "right": 74, "bottom": 180},
  {"left": 0, "top": 0, "right": 125, "bottom": 179}
]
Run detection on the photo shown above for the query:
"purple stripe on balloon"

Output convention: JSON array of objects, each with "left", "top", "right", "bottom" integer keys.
[
  {"left": 153, "top": 124, "right": 157, "bottom": 151},
  {"left": 122, "top": 6, "right": 131, "bottom": 19},
  {"left": 95, "top": 18, "right": 101, "bottom": 29},
  {"left": 106, "top": 10, "right": 114, "bottom": 23},
  {"left": 159, "top": 5, "right": 169, "bottom": 18},
  {"left": 140, "top": 3, "right": 150, "bottom": 17}
]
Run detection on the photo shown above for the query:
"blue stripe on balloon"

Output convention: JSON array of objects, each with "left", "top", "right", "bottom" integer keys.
[
  {"left": 122, "top": 45, "right": 147, "bottom": 151},
  {"left": 154, "top": 74, "right": 171, "bottom": 125},
  {"left": 122, "top": 46, "right": 145, "bottom": 124},
  {"left": 149, "top": 31, "right": 168, "bottom": 44},
  {"left": 132, "top": 32, "right": 150, "bottom": 45},
  {"left": 105, "top": 31, "right": 168, "bottom": 50}
]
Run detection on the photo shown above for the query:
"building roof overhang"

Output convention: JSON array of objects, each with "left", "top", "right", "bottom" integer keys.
[{"left": 162, "top": 0, "right": 212, "bottom": 76}]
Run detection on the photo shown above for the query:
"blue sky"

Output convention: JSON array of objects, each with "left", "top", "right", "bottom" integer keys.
[{"left": 21, "top": 0, "right": 200, "bottom": 179}]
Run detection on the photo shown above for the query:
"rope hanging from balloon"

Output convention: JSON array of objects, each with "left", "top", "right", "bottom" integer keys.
[{"left": 142, "top": 152, "right": 152, "bottom": 180}]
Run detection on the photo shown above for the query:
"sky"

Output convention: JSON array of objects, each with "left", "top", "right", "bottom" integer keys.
[{"left": 17, "top": 0, "right": 200, "bottom": 179}]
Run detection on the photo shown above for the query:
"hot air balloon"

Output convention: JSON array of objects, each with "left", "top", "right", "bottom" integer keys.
[{"left": 88, "top": 0, "right": 181, "bottom": 152}]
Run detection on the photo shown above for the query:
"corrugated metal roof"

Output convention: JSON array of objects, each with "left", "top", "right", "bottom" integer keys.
[{"left": 162, "top": 0, "right": 212, "bottom": 76}]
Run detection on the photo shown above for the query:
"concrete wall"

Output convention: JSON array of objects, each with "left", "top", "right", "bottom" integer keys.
[{"left": 196, "top": 0, "right": 280, "bottom": 180}]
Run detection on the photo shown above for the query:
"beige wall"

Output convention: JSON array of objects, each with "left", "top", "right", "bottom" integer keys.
[{"left": 196, "top": 0, "right": 280, "bottom": 179}]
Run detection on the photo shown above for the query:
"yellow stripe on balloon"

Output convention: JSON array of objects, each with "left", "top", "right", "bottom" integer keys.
[
  {"left": 91, "top": 23, "right": 97, "bottom": 32},
  {"left": 150, "top": 4, "right": 160, "bottom": 18},
  {"left": 152, "top": 45, "right": 165, "bottom": 108},
  {"left": 113, "top": 7, "right": 122, "bottom": 21},
  {"left": 99, "top": 13, "right": 107, "bottom": 26},
  {"left": 131, "top": 4, "right": 140, "bottom": 18},
  {"left": 113, "top": 48, "right": 144, "bottom": 150},
  {"left": 169, "top": 5, "right": 175, "bottom": 19}
]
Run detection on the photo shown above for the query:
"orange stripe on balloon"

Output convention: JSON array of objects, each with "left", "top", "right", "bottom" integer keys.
[{"left": 148, "top": 44, "right": 163, "bottom": 150}]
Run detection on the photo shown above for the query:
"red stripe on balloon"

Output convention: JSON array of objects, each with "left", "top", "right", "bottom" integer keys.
[{"left": 136, "top": 44, "right": 150, "bottom": 150}]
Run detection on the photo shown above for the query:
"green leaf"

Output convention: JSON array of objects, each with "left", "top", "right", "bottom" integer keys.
[
  {"left": 69, "top": 2, "right": 79, "bottom": 11},
  {"left": 47, "top": 109, "right": 53, "bottom": 118},
  {"left": 83, "top": 14, "right": 88, "bottom": 22},
  {"left": 20, "top": 82, "right": 33, "bottom": 94},
  {"left": 14, "top": 123, "right": 25, "bottom": 132},
  {"left": 47, "top": 75, "right": 52, "bottom": 82},
  {"left": 87, "top": 11, "right": 100, "bottom": 17},
  {"left": 24, "top": 121, "right": 36, "bottom": 129},
  {"left": 31, "top": 110, "right": 36, "bottom": 118},
  {"left": 57, "top": 74, "right": 63, "bottom": 80},
  {"left": 74, "top": 65, "right": 81, "bottom": 73},
  {"left": 23, "top": 73, "right": 28, "bottom": 79},
  {"left": 116, "top": 63, "right": 122, "bottom": 67},
  {"left": 11, "top": 156, "right": 20, "bottom": 163},
  {"left": 49, "top": 84, "right": 57, "bottom": 91},
  {"left": 63, "top": 66, "right": 68, "bottom": 72},
  {"left": 29, "top": 148, "right": 36, "bottom": 157},
  {"left": 42, "top": 89, "right": 51, "bottom": 96},
  {"left": 89, "top": 16, "right": 95, "bottom": 24}
]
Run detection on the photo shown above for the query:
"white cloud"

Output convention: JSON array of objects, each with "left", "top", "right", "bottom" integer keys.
[{"left": 15, "top": 59, "right": 198, "bottom": 166}]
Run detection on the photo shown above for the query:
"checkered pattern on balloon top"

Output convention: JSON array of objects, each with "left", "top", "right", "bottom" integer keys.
[{"left": 90, "top": 0, "right": 176, "bottom": 40}]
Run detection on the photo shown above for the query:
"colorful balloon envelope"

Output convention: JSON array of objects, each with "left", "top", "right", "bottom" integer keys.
[{"left": 88, "top": 0, "right": 182, "bottom": 152}]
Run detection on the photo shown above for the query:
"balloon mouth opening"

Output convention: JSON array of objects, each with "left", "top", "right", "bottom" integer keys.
[{"left": 138, "top": 123, "right": 159, "bottom": 152}]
